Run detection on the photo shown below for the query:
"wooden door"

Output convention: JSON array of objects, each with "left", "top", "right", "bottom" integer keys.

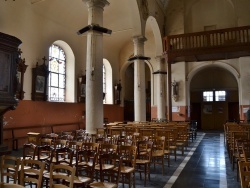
[{"left": 190, "top": 103, "right": 201, "bottom": 130}]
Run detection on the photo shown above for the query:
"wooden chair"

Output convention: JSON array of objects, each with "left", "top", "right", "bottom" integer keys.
[
  {"left": 89, "top": 153, "right": 123, "bottom": 188},
  {"left": 0, "top": 155, "right": 20, "bottom": 184},
  {"left": 118, "top": 145, "right": 137, "bottom": 188},
  {"left": 55, "top": 147, "right": 74, "bottom": 166},
  {"left": 72, "top": 150, "right": 98, "bottom": 187},
  {"left": 135, "top": 140, "right": 153, "bottom": 186},
  {"left": 22, "top": 143, "right": 37, "bottom": 160},
  {"left": 49, "top": 163, "right": 76, "bottom": 188},
  {"left": 20, "top": 159, "right": 45, "bottom": 188},
  {"left": 238, "top": 161, "right": 250, "bottom": 188},
  {"left": 151, "top": 136, "right": 165, "bottom": 175}
]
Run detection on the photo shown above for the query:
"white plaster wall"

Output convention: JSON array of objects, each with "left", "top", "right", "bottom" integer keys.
[
  {"left": 185, "top": 0, "right": 236, "bottom": 33},
  {"left": 171, "top": 62, "right": 186, "bottom": 106},
  {"left": 166, "top": 0, "right": 184, "bottom": 35},
  {"left": 234, "top": 0, "right": 250, "bottom": 26},
  {"left": 0, "top": 1, "right": 86, "bottom": 101}
]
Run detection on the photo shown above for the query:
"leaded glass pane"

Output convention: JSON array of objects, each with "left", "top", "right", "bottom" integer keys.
[
  {"left": 59, "top": 74, "right": 65, "bottom": 88},
  {"left": 203, "top": 91, "right": 213, "bottom": 102},
  {"left": 58, "top": 60, "right": 65, "bottom": 74},
  {"left": 51, "top": 73, "right": 58, "bottom": 87},
  {"left": 215, "top": 91, "right": 226, "bottom": 101},
  {"left": 51, "top": 87, "right": 58, "bottom": 101},
  {"left": 50, "top": 59, "right": 59, "bottom": 73}
]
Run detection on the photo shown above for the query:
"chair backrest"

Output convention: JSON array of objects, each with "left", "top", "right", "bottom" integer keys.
[
  {"left": 54, "top": 139, "right": 68, "bottom": 149},
  {"left": 99, "top": 143, "right": 118, "bottom": 154},
  {"left": 76, "top": 149, "right": 97, "bottom": 180},
  {"left": 49, "top": 163, "right": 76, "bottom": 188},
  {"left": 37, "top": 145, "right": 54, "bottom": 170},
  {"left": 118, "top": 145, "right": 137, "bottom": 168},
  {"left": 40, "top": 138, "right": 52, "bottom": 146},
  {"left": 98, "top": 153, "right": 123, "bottom": 185},
  {"left": 151, "top": 136, "right": 165, "bottom": 153},
  {"left": 1, "top": 155, "right": 20, "bottom": 183},
  {"left": 239, "top": 161, "right": 250, "bottom": 188},
  {"left": 68, "top": 141, "right": 83, "bottom": 151},
  {"left": 81, "top": 142, "right": 99, "bottom": 152},
  {"left": 23, "top": 143, "right": 37, "bottom": 159},
  {"left": 136, "top": 140, "right": 153, "bottom": 161},
  {"left": 20, "top": 159, "right": 45, "bottom": 188},
  {"left": 55, "top": 147, "right": 74, "bottom": 166}
]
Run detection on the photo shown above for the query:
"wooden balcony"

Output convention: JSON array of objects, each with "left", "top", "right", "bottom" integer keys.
[{"left": 163, "top": 26, "right": 250, "bottom": 63}]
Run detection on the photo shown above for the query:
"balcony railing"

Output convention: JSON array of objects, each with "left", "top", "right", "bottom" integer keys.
[{"left": 163, "top": 26, "right": 250, "bottom": 61}]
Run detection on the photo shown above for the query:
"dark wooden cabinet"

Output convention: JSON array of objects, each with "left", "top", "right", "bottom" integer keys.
[{"left": 0, "top": 32, "right": 22, "bottom": 146}]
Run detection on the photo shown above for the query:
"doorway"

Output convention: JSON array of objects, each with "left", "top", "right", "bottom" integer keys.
[{"left": 189, "top": 67, "right": 238, "bottom": 130}]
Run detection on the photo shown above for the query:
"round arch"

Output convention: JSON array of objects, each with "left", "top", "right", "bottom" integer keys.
[
  {"left": 145, "top": 16, "right": 163, "bottom": 56},
  {"left": 186, "top": 61, "right": 240, "bottom": 106},
  {"left": 51, "top": 40, "right": 75, "bottom": 102},
  {"left": 120, "top": 59, "right": 154, "bottom": 106}
]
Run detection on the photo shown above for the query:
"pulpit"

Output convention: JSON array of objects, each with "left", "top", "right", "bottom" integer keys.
[{"left": 0, "top": 32, "right": 22, "bottom": 154}]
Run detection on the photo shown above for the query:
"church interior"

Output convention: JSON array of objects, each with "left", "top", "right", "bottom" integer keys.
[{"left": 0, "top": 0, "right": 250, "bottom": 187}]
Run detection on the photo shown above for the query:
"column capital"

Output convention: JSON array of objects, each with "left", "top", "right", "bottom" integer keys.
[
  {"left": 133, "top": 35, "right": 147, "bottom": 44},
  {"left": 83, "top": 0, "right": 110, "bottom": 9}
]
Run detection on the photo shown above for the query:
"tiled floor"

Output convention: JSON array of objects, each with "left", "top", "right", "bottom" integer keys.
[{"left": 9, "top": 131, "right": 240, "bottom": 188}]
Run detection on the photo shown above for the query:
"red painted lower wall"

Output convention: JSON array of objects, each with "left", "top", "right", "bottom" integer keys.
[{"left": 3, "top": 100, "right": 124, "bottom": 148}]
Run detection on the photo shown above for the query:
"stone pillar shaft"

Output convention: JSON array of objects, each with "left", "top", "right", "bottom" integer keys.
[
  {"left": 155, "top": 57, "right": 166, "bottom": 119},
  {"left": 83, "top": 0, "right": 109, "bottom": 133},
  {"left": 133, "top": 36, "right": 147, "bottom": 121}
]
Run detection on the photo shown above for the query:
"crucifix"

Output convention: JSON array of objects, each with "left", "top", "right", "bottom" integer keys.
[{"left": 42, "top": 56, "right": 47, "bottom": 64}]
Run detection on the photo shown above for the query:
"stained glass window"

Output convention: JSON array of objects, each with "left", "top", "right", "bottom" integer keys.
[
  {"left": 103, "top": 64, "right": 106, "bottom": 103},
  {"left": 48, "top": 44, "right": 66, "bottom": 102}
]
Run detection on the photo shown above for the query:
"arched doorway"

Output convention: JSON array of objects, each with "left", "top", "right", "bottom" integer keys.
[
  {"left": 190, "top": 66, "right": 239, "bottom": 130},
  {"left": 123, "top": 63, "right": 151, "bottom": 121}
]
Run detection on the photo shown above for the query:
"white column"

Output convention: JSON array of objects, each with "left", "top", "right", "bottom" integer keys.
[
  {"left": 155, "top": 56, "right": 166, "bottom": 119},
  {"left": 83, "top": 0, "right": 109, "bottom": 134},
  {"left": 133, "top": 36, "right": 147, "bottom": 122}
]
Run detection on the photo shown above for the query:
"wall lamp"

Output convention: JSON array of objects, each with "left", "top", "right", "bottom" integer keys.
[
  {"left": 77, "top": 24, "right": 112, "bottom": 35},
  {"left": 127, "top": 55, "right": 151, "bottom": 62}
]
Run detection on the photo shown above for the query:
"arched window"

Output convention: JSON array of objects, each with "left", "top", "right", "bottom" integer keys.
[
  {"left": 103, "top": 64, "right": 106, "bottom": 103},
  {"left": 103, "top": 59, "right": 113, "bottom": 104},
  {"left": 48, "top": 44, "right": 66, "bottom": 102}
]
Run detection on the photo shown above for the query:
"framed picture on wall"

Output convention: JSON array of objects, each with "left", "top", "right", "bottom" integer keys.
[
  {"left": 35, "top": 75, "right": 45, "bottom": 93},
  {"left": 32, "top": 62, "right": 48, "bottom": 101}
]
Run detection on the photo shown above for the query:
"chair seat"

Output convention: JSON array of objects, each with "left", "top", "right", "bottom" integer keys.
[
  {"left": 89, "top": 181, "right": 117, "bottom": 188},
  {"left": 164, "top": 149, "right": 171, "bottom": 154},
  {"left": 152, "top": 150, "right": 164, "bottom": 157},
  {"left": 73, "top": 175, "right": 92, "bottom": 184},
  {"left": 135, "top": 159, "right": 150, "bottom": 164},
  {"left": 95, "top": 164, "right": 114, "bottom": 170},
  {"left": 115, "top": 166, "right": 135, "bottom": 174}
]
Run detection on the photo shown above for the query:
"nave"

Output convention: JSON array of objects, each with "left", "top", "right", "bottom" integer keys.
[{"left": 8, "top": 132, "right": 240, "bottom": 188}]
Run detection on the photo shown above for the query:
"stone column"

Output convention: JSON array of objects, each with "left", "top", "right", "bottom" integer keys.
[
  {"left": 155, "top": 56, "right": 166, "bottom": 120},
  {"left": 133, "top": 36, "right": 147, "bottom": 122},
  {"left": 83, "top": 0, "right": 109, "bottom": 134}
]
